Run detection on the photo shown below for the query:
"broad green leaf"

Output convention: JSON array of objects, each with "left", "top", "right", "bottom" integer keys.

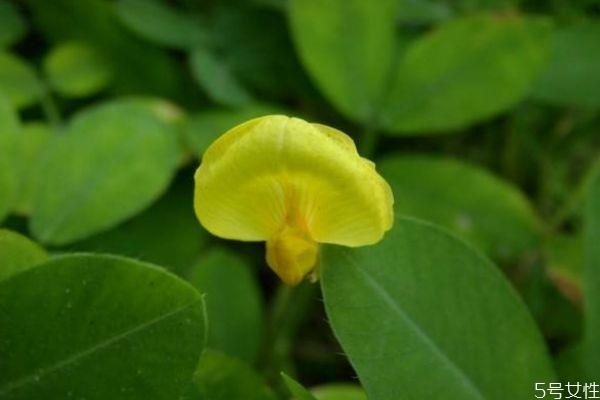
[
  {"left": 115, "top": 0, "right": 205, "bottom": 49},
  {"left": 321, "top": 217, "right": 555, "bottom": 400},
  {"left": 0, "top": 229, "right": 47, "bottom": 281},
  {"left": 188, "top": 248, "right": 264, "bottom": 363},
  {"left": 26, "top": 0, "right": 185, "bottom": 99},
  {"left": 182, "top": 350, "right": 276, "bottom": 400},
  {"left": 289, "top": 0, "right": 397, "bottom": 122},
  {"left": 380, "top": 15, "right": 550, "bottom": 133},
  {"left": 281, "top": 373, "right": 317, "bottom": 400},
  {"left": 0, "top": 0, "right": 26, "bottom": 48},
  {"left": 30, "top": 99, "right": 180, "bottom": 245},
  {"left": 0, "top": 52, "right": 41, "bottom": 109},
  {"left": 209, "top": 2, "right": 311, "bottom": 100},
  {"left": 380, "top": 155, "right": 541, "bottom": 260},
  {"left": 0, "top": 254, "right": 206, "bottom": 399},
  {"left": 189, "top": 47, "right": 252, "bottom": 107},
  {"left": 14, "top": 122, "right": 52, "bottom": 215},
  {"left": 44, "top": 41, "right": 113, "bottom": 98},
  {"left": 0, "top": 92, "right": 19, "bottom": 222},
  {"left": 533, "top": 22, "right": 600, "bottom": 108},
  {"left": 66, "top": 178, "right": 209, "bottom": 276},
  {"left": 311, "top": 384, "right": 366, "bottom": 400},
  {"left": 584, "top": 170, "right": 600, "bottom": 378},
  {"left": 183, "top": 104, "right": 281, "bottom": 157}
]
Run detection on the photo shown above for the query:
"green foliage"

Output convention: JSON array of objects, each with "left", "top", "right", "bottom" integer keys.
[
  {"left": 380, "top": 15, "right": 551, "bottom": 133},
  {"left": 281, "top": 373, "right": 318, "bottom": 400},
  {"left": 0, "top": 254, "right": 206, "bottom": 400},
  {"left": 380, "top": 155, "right": 542, "bottom": 260},
  {"left": 290, "top": 2, "right": 550, "bottom": 134},
  {"left": 311, "top": 384, "right": 366, "bottom": 400},
  {"left": 0, "top": 0, "right": 26, "bottom": 48},
  {"left": 189, "top": 47, "right": 253, "bottom": 107},
  {"left": 0, "top": 52, "right": 41, "bottom": 109},
  {"left": 114, "top": 0, "right": 205, "bottom": 49},
  {"left": 0, "top": 229, "right": 47, "bottom": 281},
  {"left": 584, "top": 170, "right": 600, "bottom": 378},
  {"left": 533, "top": 22, "right": 600, "bottom": 108},
  {"left": 26, "top": 0, "right": 185, "bottom": 98},
  {"left": 0, "top": 92, "right": 19, "bottom": 221},
  {"left": 188, "top": 248, "right": 264, "bottom": 364},
  {"left": 289, "top": 0, "right": 397, "bottom": 123},
  {"left": 183, "top": 350, "right": 276, "bottom": 400},
  {"left": 13, "top": 122, "right": 52, "bottom": 215},
  {"left": 30, "top": 99, "right": 181, "bottom": 245},
  {"left": 321, "top": 218, "right": 555, "bottom": 400},
  {"left": 44, "top": 41, "right": 113, "bottom": 98},
  {"left": 0, "top": 0, "right": 597, "bottom": 397},
  {"left": 66, "top": 178, "right": 209, "bottom": 276},
  {"left": 183, "top": 104, "right": 282, "bottom": 157}
]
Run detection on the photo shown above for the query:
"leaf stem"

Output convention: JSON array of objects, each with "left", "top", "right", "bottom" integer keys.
[
  {"left": 39, "top": 81, "right": 62, "bottom": 129},
  {"left": 549, "top": 155, "right": 600, "bottom": 231},
  {"left": 260, "top": 281, "right": 318, "bottom": 397}
]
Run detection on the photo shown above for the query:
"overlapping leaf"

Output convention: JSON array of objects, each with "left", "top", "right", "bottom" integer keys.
[{"left": 322, "top": 217, "right": 555, "bottom": 400}]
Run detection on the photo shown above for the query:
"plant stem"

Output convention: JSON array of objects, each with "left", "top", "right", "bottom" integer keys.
[
  {"left": 261, "top": 281, "right": 319, "bottom": 397},
  {"left": 549, "top": 155, "right": 600, "bottom": 231},
  {"left": 39, "top": 82, "right": 62, "bottom": 129}
]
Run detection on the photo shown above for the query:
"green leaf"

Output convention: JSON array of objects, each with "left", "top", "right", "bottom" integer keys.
[
  {"left": 0, "top": 92, "right": 19, "bottom": 222},
  {"left": 281, "top": 373, "right": 318, "bottom": 400},
  {"left": 0, "top": 229, "right": 47, "bottom": 281},
  {"left": 189, "top": 47, "right": 252, "bottom": 107},
  {"left": 321, "top": 217, "right": 555, "bottom": 400},
  {"left": 0, "top": 0, "right": 26, "bottom": 48},
  {"left": 379, "top": 155, "right": 541, "bottom": 260},
  {"left": 0, "top": 52, "right": 42, "bottom": 109},
  {"left": 114, "top": 0, "right": 205, "bottom": 49},
  {"left": 14, "top": 122, "right": 52, "bottom": 216},
  {"left": 44, "top": 41, "right": 113, "bottom": 98},
  {"left": 311, "top": 384, "right": 366, "bottom": 400},
  {"left": 584, "top": 169, "right": 600, "bottom": 378},
  {"left": 183, "top": 104, "right": 281, "bottom": 157},
  {"left": 188, "top": 248, "right": 264, "bottom": 364},
  {"left": 380, "top": 15, "right": 550, "bottom": 133},
  {"left": 26, "top": 0, "right": 185, "bottom": 100},
  {"left": 66, "top": 178, "right": 209, "bottom": 276},
  {"left": 289, "top": 0, "right": 398, "bottom": 122},
  {"left": 30, "top": 99, "right": 180, "bottom": 245},
  {"left": 0, "top": 253, "right": 206, "bottom": 399},
  {"left": 182, "top": 350, "right": 276, "bottom": 400},
  {"left": 209, "top": 3, "right": 310, "bottom": 100},
  {"left": 532, "top": 22, "right": 600, "bottom": 108}
]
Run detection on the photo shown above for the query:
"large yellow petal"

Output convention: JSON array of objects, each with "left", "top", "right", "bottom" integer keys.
[{"left": 194, "top": 115, "right": 393, "bottom": 246}]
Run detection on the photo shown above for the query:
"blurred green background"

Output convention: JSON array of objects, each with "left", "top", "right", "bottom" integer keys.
[{"left": 0, "top": 0, "right": 599, "bottom": 398}]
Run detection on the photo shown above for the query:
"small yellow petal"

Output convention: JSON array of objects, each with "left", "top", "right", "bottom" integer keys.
[
  {"left": 266, "top": 225, "right": 319, "bottom": 285},
  {"left": 194, "top": 115, "right": 394, "bottom": 284}
]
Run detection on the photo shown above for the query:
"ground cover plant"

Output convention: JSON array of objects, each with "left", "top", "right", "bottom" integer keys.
[{"left": 0, "top": 0, "right": 599, "bottom": 399}]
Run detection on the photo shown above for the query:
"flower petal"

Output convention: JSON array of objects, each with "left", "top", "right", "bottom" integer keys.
[{"left": 194, "top": 115, "right": 393, "bottom": 245}]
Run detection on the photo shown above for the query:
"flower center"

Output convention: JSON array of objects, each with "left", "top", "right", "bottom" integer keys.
[
  {"left": 265, "top": 180, "right": 318, "bottom": 285},
  {"left": 266, "top": 223, "right": 319, "bottom": 285}
]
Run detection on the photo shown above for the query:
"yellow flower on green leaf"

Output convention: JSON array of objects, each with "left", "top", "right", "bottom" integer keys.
[{"left": 194, "top": 115, "right": 394, "bottom": 285}]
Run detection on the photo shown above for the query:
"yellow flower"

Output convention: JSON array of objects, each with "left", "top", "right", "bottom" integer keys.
[{"left": 194, "top": 115, "right": 394, "bottom": 285}]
